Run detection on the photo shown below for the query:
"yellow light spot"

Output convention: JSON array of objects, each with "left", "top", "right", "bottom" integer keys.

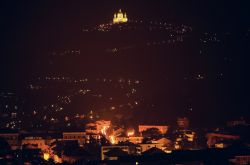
[
  {"left": 54, "top": 155, "right": 61, "bottom": 163},
  {"left": 109, "top": 135, "right": 116, "bottom": 144},
  {"left": 101, "top": 126, "right": 109, "bottom": 136},
  {"left": 43, "top": 153, "right": 50, "bottom": 161},
  {"left": 127, "top": 129, "right": 135, "bottom": 137}
]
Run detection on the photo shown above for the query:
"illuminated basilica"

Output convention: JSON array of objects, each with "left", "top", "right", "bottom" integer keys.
[{"left": 113, "top": 9, "right": 128, "bottom": 24}]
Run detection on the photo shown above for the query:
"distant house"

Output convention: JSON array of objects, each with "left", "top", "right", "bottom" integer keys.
[
  {"left": 142, "top": 147, "right": 167, "bottom": 156},
  {"left": 95, "top": 120, "right": 111, "bottom": 133},
  {"left": 104, "top": 147, "right": 128, "bottom": 160},
  {"left": 152, "top": 137, "right": 171, "bottom": 145},
  {"left": 21, "top": 136, "right": 48, "bottom": 151},
  {"left": 139, "top": 143, "right": 165, "bottom": 153},
  {"left": 128, "top": 136, "right": 143, "bottom": 144},
  {"left": 117, "top": 141, "right": 142, "bottom": 155},
  {"left": 85, "top": 133, "right": 101, "bottom": 143},
  {"left": 63, "top": 131, "right": 86, "bottom": 146},
  {"left": 101, "top": 145, "right": 129, "bottom": 160},
  {"left": 152, "top": 137, "right": 172, "bottom": 150},
  {"left": 115, "top": 136, "right": 128, "bottom": 144},
  {"left": 206, "top": 133, "right": 240, "bottom": 148},
  {"left": 86, "top": 120, "right": 111, "bottom": 135}
]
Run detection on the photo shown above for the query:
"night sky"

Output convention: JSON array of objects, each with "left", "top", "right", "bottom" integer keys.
[{"left": 1, "top": 0, "right": 250, "bottom": 127}]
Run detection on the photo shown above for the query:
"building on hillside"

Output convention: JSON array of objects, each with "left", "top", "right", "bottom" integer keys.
[
  {"left": 113, "top": 9, "right": 128, "bottom": 24},
  {"left": 86, "top": 120, "right": 111, "bottom": 135},
  {"left": 115, "top": 136, "right": 128, "bottom": 144},
  {"left": 128, "top": 136, "right": 143, "bottom": 144},
  {"left": 95, "top": 120, "right": 111, "bottom": 134},
  {"left": 85, "top": 123, "right": 98, "bottom": 134},
  {"left": 206, "top": 133, "right": 240, "bottom": 148},
  {"left": 63, "top": 131, "right": 86, "bottom": 146},
  {"left": 139, "top": 143, "right": 166, "bottom": 153},
  {"left": 21, "top": 136, "right": 48, "bottom": 151},
  {"left": 104, "top": 148, "right": 128, "bottom": 160},
  {"left": 101, "top": 145, "right": 129, "bottom": 160}
]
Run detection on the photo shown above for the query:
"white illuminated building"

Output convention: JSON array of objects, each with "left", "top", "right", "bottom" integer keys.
[{"left": 113, "top": 9, "right": 128, "bottom": 24}]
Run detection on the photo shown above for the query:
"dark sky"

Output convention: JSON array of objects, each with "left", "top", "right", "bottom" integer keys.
[
  {"left": 1, "top": 1, "right": 249, "bottom": 52},
  {"left": 1, "top": 0, "right": 249, "bottom": 84}
]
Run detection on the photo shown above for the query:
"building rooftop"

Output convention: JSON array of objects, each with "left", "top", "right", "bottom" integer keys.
[
  {"left": 104, "top": 148, "right": 128, "bottom": 157},
  {"left": 142, "top": 147, "right": 167, "bottom": 156}
]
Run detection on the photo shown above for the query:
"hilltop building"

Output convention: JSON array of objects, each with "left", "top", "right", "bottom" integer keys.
[{"left": 113, "top": 9, "right": 128, "bottom": 24}]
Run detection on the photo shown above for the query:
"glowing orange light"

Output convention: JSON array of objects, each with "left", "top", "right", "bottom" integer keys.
[
  {"left": 127, "top": 129, "right": 135, "bottom": 137},
  {"left": 109, "top": 135, "right": 115, "bottom": 144},
  {"left": 43, "top": 153, "right": 50, "bottom": 161},
  {"left": 54, "top": 155, "right": 61, "bottom": 163},
  {"left": 101, "top": 126, "right": 109, "bottom": 135}
]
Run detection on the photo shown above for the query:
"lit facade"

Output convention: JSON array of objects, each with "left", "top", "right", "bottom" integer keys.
[
  {"left": 113, "top": 9, "right": 128, "bottom": 24},
  {"left": 63, "top": 132, "right": 86, "bottom": 146},
  {"left": 86, "top": 120, "right": 111, "bottom": 135},
  {"left": 128, "top": 136, "right": 143, "bottom": 144},
  {"left": 96, "top": 120, "right": 111, "bottom": 134},
  {"left": 85, "top": 122, "right": 98, "bottom": 134},
  {"left": 21, "top": 136, "right": 48, "bottom": 151}
]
